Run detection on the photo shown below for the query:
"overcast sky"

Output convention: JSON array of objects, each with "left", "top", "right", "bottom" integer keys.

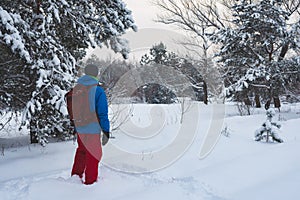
[
  {"left": 123, "top": 0, "right": 170, "bottom": 30},
  {"left": 86, "top": 0, "right": 187, "bottom": 61}
]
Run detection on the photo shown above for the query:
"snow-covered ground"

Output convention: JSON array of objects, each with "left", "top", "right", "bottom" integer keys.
[{"left": 0, "top": 103, "right": 299, "bottom": 200}]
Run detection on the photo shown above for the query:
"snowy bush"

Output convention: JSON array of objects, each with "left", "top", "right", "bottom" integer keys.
[
  {"left": 221, "top": 124, "right": 231, "bottom": 138},
  {"left": 255, "top": 109, "right": 283, "bottom": 143}
]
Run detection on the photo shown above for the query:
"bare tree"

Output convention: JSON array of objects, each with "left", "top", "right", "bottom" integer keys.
[
  {"left": 153, "top": 0, "right": 231, "bottom": 100},
  {"left": 178, "top": 97, "right": 192, "bottom": 123},
  {"left": 154, "top": 0, "right": 228, "bottom": 56},
  {"left": 283, "top": 0, "right": 300, "bottom": 16},
  {"left": 155, "top": 0, "right": 300, "bottom": 104},
  {"left": 109, "top": 104, "right": 134, "bottom": 132}
]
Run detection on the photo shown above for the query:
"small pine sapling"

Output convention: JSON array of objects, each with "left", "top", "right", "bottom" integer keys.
[
  {"left": 254, "top": 109, "right": 283, "bottom": 143},
  {"left": 221, "top": 124, "right": 231, "bottom": 138}
]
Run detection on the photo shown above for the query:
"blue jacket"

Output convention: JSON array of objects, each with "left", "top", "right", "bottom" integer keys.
[{"left": 75, "top": 75, "right": 110, "bottom": 134}]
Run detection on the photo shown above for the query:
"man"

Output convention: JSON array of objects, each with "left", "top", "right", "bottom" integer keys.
[{"left": 69, "top": 64, "right": 110, "bottom": 185}]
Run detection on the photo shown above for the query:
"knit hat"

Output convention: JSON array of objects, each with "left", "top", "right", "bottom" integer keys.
[{"left": 84, "top": 64, "right": 99, "bottom": 77}]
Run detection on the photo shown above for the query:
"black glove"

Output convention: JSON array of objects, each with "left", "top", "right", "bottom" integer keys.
[{"left": 102, "top": 131, "right": 110, "bottom": 146}]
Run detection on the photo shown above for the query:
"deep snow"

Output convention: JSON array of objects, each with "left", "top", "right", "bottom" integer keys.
[{"left": 0, "top": 103, "right": 299, "bottom": 200}]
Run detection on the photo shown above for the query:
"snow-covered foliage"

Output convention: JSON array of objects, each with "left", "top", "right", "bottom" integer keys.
[
  {"left": 212, "top": 0, "right": 300, "bottom": 101},
  {"left": 0, "top": 0, "right": 136, "bottom": 144},
  {"left": 255, "top": 109, "right": 283, "bottom": 143},
  {"left": 140, "top": 42, "right": 207, "bottom": 102}
]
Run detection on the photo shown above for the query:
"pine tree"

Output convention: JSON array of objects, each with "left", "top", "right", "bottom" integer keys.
[
  {"left": 0, "top": 0, "right": 136, "bottom": 144},
  {"left": 140, "top": 42, "right": 176, "bottom": 65},
  {"left": 212, "top": 0, "right": 300, "bottom": 105},
  {"left": 255, "top": 109, "right": 283, "bottom": 143},
  {"left": 140, "top": 42, "right": 207, "bottom": 103}
]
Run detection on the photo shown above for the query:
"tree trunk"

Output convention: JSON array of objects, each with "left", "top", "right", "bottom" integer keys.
[
  {"left": 203, "top": 81, "right": 208, "bottom": 105},
  {"left": 264, "top": 99, "right": 271, "bottom": 110},
  {"left": 278, "top": 43, "right": 289, "bottom": 61},
  {"left": 36, "top": 0, "right": 42, "bottom": 14},
  {"left": 255, "top": 95, "right": 261, "bottom": 108},
  {"left": 243, "top": 96, "right": 251, "bottom": 106},
  {"left": 30, "top": 120, "right": 39, "bottom": 144},
  {"left": 274, "top": 97, "right": 281, "bottom": 111}
]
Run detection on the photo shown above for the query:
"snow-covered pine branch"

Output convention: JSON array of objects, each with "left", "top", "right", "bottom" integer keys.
[
  {"left": 255, "top": 109, "right": 283, "bottom": 143},
  {"left": 0, "top": 0, "right": 137, "bottom": 144}
]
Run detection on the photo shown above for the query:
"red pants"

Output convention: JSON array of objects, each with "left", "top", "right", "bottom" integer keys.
[{"left": 71, "top": 133, "right": 102, "bottom": 185}]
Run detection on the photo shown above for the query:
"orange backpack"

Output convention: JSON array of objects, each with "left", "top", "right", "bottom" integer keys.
[{"left": 65, "top": 84, "right": 99, "bottom": 127}]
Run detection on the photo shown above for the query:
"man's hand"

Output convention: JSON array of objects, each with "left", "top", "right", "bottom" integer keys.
[{"left": 102, "top": 131, "right": 110, "bottom": 146}]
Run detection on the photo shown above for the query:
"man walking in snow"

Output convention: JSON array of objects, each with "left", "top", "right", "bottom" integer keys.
[{"left": 67, "top": 64, "right": 110, "bottom": 185}]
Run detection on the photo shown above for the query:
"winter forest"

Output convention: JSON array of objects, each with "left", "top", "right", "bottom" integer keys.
[{"left": 0, "top": 0, "right": 300, "bottom": 200}]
